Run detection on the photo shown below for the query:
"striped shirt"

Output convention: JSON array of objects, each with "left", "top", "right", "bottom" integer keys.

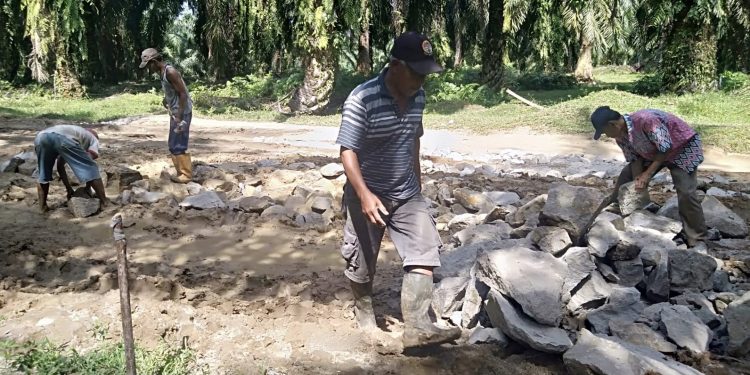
[{"left": 336, "top": 69, "right": 425, "bottom": 201}]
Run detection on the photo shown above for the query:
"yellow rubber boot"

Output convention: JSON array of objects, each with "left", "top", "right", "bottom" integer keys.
[{"left": 171, "top": 153, "right": 192, "bottom": 183}]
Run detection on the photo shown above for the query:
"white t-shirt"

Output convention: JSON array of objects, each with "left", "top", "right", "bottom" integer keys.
[{"left": 40, "top": 125, "right": 99, "bottom": 155}]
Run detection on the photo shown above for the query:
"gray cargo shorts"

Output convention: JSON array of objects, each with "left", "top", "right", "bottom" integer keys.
[{"left": 341, "top": 185, "right": 442, "bottom": 284}]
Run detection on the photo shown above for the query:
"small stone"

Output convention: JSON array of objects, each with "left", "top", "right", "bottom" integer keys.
[
  {"left": 567, "top": 271, "right": 613, "bottom": 312},
  {"left": 432, "top": 277, "right": 469, "bottom": 318},
  {"left": 624, "top": 210, "right": 682, "bottom": 236},
  {"left": 310, "top": 196, "right": 333, "bottom": 214},
  {"left": 454, "top": 188, "right": 494, "bottom": 213},
  {"left": 239, "top": 196, "right": 274, "bottom": 213},
  {"left": 260, "top": 205, "right": 294, "bottom": 220},
  {"left": 507, "top": 194, "right": 547, "bottom": 227},
  {"left": 613, "top": 257, "right": 644, "bottom": 287},
  {"left": 706, "top": 187, "right": 733, "bottom": 197},
  {"left": 133, "top": 191, "right": 168, "bottom": 204},
  {"left": 453, "top": 223, "right": 512, "bottom": 246},
  {"left": 656, "top": 195, "right": 680, "bottom": 221},
  {"left": 179, "top": 191, "right": 226, "bottom": 210},
  {"left": 483, "top": 205, "right": 516, "bottom": 223},
  {"left": 320, "top": 163, "right": 344, "bottom": 178},
  {"left": 484, "top": 191, "right": 521, "bottom": 206},
  {"left": 68, "top": 197, "right": 100, "bottom": 218},
  {"left": 586, "top": 287, "right": 645, "bottom": 334},
  {"left": 562, "top": 247, "right": 597, "bottom": 295},
  {"left": 185, "top": 182, "right": 204, "bottom": 195},
  {"left": 597, "top": 261, "right": 620, "bottom": 283},
  {"left": 294, "top": 212, "right": 329, "bottom": 232},
  {"left": 530, "top": 226, "right": 572, "bottom": 256},
  {"left": 468, "top": 327, "right": 509, "bottom": 347}
]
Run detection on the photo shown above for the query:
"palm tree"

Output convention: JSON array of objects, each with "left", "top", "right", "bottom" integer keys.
[{"left": 562, "top": 0, "right": 636, "bottom": 82}]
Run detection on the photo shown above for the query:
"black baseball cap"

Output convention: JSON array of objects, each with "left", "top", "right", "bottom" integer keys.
[
  {"left": 590, "top": 106, "right": 622, "bottom": 140},
  {"left": 390, "top": 32, "right": 443, "bottom": 75}
]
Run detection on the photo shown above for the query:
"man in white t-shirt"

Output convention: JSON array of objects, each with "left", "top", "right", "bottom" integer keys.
[{"left": 34, "top": 125, "right": 107, "bottom": 212}]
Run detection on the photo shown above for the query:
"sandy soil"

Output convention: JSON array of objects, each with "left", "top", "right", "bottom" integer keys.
[{"left": 0, "top": 115, "right": 748, "bottom": 374}]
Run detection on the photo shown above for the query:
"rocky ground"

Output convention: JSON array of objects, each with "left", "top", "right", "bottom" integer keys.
[{"left": 0, "top": 116, "right": 749, "bottom": 374}]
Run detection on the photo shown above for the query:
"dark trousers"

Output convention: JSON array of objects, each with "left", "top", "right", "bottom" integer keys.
[
  {"left": 614, "top": 162, "right": 707, "bottom": 246},
  {"left": 168, "top": 112, "right": 192, "bottom": 155}
]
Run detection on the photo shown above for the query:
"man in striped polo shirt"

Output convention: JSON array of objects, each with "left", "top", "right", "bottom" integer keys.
[{"left": 336, "top": 32, "right": 460, "bottom": 349}]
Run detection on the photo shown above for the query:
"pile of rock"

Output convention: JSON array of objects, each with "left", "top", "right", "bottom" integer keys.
[{"left": 431, "top": 181, "right": 750, "bottom": 373}]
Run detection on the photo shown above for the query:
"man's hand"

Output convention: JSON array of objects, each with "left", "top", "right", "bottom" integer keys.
[
  {"left": 360, "top": 190, "right": 389, "bottom": 227},
  {"left": 635, "top": 172, "right": 651, "bottom": 190}
]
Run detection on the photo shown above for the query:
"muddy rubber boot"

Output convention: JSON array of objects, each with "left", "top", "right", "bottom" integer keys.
[
  {"left": 171, "top": 153, "right": 193, "bottom": 183},
  {"left": 351, "top": 280, "right": 377, "bottom": 331},
  {"left": 401, "top": 272, "right": 461, "bottom": 348}
]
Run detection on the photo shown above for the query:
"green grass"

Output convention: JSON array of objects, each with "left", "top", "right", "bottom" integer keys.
[
  {"left": 1, "top": 67, "right": 749, "bottom": 153},
  {"left": 0, "top": 338, "right": 207, "bottom": 375}
]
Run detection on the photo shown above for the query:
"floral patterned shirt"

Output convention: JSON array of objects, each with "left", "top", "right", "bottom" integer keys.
[{"left": 616, "top": 110, "right": 704, "bottom": 173}]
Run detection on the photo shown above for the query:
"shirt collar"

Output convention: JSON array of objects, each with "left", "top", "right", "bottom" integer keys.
[{"left": 623, "top": 114, "right": 634, "bottom": 134}]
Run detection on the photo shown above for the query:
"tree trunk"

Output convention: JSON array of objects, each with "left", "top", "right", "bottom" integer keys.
[
  {"left": 661, "top": 2, "right": 717, "bottom": 93},
  {"left": 452, "top": 0, "right": 463, "bottom": 68},
  {"left": 481, "top": 0, "right": 504, "bottom": 88},
  {"left": 391, "top": 0, "right": 406, "bottom": 35},
  {"left": 288, "top": 47, "right": 336, "bottom": 114},
  {"left": 356, "top": 0, "right": 372, "bottom": 75},
  {"left": 574, "top": 37, "right": 594, "bottom": 82},
  {"left": 53, "top": 43, "right": 84, "bottom": 98}
]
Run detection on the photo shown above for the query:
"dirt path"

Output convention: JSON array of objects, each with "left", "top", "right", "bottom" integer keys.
[{"left": 0, "top": 115, "right": 748, "bottom": 374}]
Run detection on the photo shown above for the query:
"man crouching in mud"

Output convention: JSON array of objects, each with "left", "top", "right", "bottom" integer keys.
[{"left": 336, "top": 32, "right": 461, "bottom": 349}]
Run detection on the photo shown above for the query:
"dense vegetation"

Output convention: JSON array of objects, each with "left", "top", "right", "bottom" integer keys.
[{"left": 1, "top": 0, "right": 749, "bottom": 112}]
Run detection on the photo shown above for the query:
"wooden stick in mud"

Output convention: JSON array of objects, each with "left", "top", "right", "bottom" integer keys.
[
  {"left": 112, "top": 213, "right": 137, "bottom": 375},
  {"left": 505, "top": 88, "right": 545, "bottom": 110}
]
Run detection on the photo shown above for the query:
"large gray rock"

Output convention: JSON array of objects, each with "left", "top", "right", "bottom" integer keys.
[
  {"left": 476, "top": 247, "right": 567, "bottom": 326},
  {"left": 239, "top": 196, "right": 274, "bottom": 213},
  {"left": 702, "top": 196, "right": 749, "bottom": 238},
  {"left": 645, "top": 249, "right": 670, "bottom": 302},
  {"left": 624, "top": 210, "right": 682, "bottom": 236},
  {"left": 485, "top": 191, "right": 521, "bottom": 206},
  {"left": 613, "top": 257, "right": 644, "bottom": 287},
  {"left": 618, "top": 182, "right": 651, "bottom": 216},
  {"left": 485, "top": 290, "right": 572, "bottom": 353},
  {"left": 567, "top": 271, "right": 613, "bottom": 312},
  {"left": 563, "top": 329, "right": 703, "bottom": 375},
  {"left": 432, "top": 277, "right": 469, "bottom": 318},
  {"left": 461, "top": 267, "right": 490, "bottom": 328},
  {"left": 530, "top": 226, "right": 572, "bottom": 256},
  {"left": 319, "top": 163, "right": 344, "bottom": 178},
  {"left": 507, "top": 194, "right": 547, "bottom": 227},
  {"left": 68, "top": 197, "right": 100, "bottom": 218},
  {"left": 179, "top": 191, "right": 226, "bottom": 210},
  {"left": 437, "top": 238, "right": 533, "bottom": 279},
  {"left": 586, "top": 219, "right": 620, "bottom": 258},
  {"left": 610, "top": 321, "right": 677, "bottom": 353},
  {"left": 661, "top": 305, "right": 711, "bottom": 353},
  {"left": 657, "top": 195, "right": 681, "bottom": 221},
  {"left": 453, "top": 222, "right": 512, "bottom": 246},
  {"left": 310, "top": 196, "right": 333, "bottom": 214},
  {"left": 260, "top": 205, "right": 294, "bottom": 220},
  {"left": 454, "top": 188, "right": 494, "bottom": 213},
  {"left": 725, "top": 291, "right": 750, "bottom": 356},
  {"left": 562, "top": 247, "right": 596, "bottom": 295},
  {"left": 539, "top": 182, "right": 605, "bottom": 244},
  {"left": 668, "top": 249, "right": 717, "bottom": 292},
  {"left": 586, "top": 287, "right": 646, "bottom": 334}
]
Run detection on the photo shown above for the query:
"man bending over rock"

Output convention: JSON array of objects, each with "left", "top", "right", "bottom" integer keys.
[
  {"left": 336, "top": 32, "right": 460, "bottom": 349},
  {"left": 34, "top": 125, "right": 107, "bottom": 212},
  {"left": 590, "top": 106, "right": 707, "bottom": 247}
]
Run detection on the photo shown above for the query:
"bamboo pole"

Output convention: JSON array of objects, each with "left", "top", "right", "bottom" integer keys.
[
  {"left": 111, "top": 213, "right": 136, "bottom": 375},
  {"left": 505, "top": 88, "right": 545, "bottom": 110}
]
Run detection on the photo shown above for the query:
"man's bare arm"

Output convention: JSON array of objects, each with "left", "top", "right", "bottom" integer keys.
[
  {"left": 165, "top": 67, "right": 188, "bottom": 121},
  {"left": 341, "top": 146, "right": 388, "bottom": 226}
]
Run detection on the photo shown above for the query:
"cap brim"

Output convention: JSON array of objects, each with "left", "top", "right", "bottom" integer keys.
[
  {"left": 593, "top": 130, "right": 603, "bottom": 140},
  {"left": 407, "top": 59, "right": 444, "bottom": 75},
  {"left": 139, "top": 60, "right": 148, "bottom": 69}
]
